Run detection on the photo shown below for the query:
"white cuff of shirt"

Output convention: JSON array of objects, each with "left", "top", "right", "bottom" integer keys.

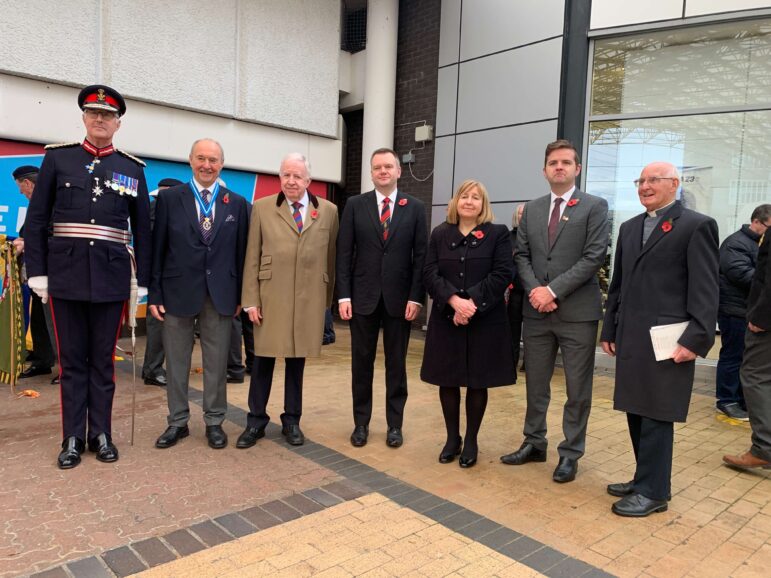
[{"left": 547, "top": 286, "right": 557, "bottom": 299}]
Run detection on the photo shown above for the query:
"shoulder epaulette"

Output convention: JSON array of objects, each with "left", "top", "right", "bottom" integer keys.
[
  {"left": 116, "top": 149, "right": 146, "bottom": 167},
  {"left": 44, "top": 142, "right": 79, "bottom": 150}
]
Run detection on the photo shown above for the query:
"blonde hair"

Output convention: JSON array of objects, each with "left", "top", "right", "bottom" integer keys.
[{"left": 447, "top": 180, "right": 494, "bottom": 225}]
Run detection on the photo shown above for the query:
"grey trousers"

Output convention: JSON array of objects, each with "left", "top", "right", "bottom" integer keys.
[
  {"left": 163, "top": 296, "right": 231, "bottom": 427},
  {"left": 522, "top": 316, "right": 598, "bottom": 459},
  {"left": 742, "top": 329, "right": 771, "bottom": 462}
]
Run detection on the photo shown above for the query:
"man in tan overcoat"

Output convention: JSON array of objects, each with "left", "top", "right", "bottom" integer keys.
[{"left": 237, "top": 153, "right": 339, "bottom": 448}]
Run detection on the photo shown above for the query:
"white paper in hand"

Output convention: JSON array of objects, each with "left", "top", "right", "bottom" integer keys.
[{"left": 649, "top": 321, "right": 690, "bottom": 361}]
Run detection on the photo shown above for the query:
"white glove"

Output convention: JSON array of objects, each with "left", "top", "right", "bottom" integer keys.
[
  {"left": 28, "top": 276, "right": 49, "bottom": 304},
  {"left": 137, "top": 286, "right": 148, "bottom": 299}
]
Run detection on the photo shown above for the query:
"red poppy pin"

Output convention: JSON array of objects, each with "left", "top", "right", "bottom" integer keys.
[
  {"left": 223, "top": 193, "right": 230, "bottom": 204},
  {"left": 661, "top": 218, "right": 673, "bottom": 233},
  {"left": 567, "top": 198, "right": 579, "bottom": 207},
  {"left": 311, "top": 210, "right": 318, "bottom": 219},
  {"left": 398, "top": 198, "right": 408, "bottom": 206},
  {"left": 472, "top": 230, "right": 484, "bottom": 239}
]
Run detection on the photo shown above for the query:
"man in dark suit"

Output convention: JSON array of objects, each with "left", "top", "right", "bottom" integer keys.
[
  {"left": 501, "top": 140, "right": 609, "bottom": 484},
  {"left": 149, "top": 139, "right": 249, "bottom": 450},
  {"left": 337, "top": 147, "right": 428, "bottom": 448},
  {"left": 13, "top": 165, "right": 56, "bottom": 380},
  {"left": 24, "top": 85, "right": 151, "bottom": 469},
  {"left": 602, "top": 161, "right": 719, "bottom": 516},
  {"left": 723, "top": 224, "right": 771, "bottom": 470},
  {"left": 142, "top": 177, "right": 183, "bottom": 388}
]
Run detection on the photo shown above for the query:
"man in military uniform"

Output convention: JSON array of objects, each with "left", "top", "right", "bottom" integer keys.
[{"left": 24, "top": 85, "right": 151, "bottom": 469}]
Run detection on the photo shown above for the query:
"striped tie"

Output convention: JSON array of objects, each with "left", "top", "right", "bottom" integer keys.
[
  {"left": 381, "top": 197, "right": 391, "bottom": 240},
  {"left": 292, "top": 201, "right": 303, "bottom": 233},
  {"left": 200, "top": 189, "right": 212, "bottom": 242}
]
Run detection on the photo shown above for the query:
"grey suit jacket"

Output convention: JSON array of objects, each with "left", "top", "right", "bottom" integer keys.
[{"left": 514, "top": 188, "right": 609, "bottom": 322}]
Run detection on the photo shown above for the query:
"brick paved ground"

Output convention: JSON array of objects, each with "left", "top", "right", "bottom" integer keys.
[{"left": 2, "top": 324, "right": 770, "bottom": 577}]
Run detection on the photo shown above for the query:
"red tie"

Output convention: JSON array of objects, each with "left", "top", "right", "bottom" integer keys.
[
  {"left": 548, "top": 197, "right": 563, "bottom": 247},
  {"left": 381, "top": 197, "right": 391, "bottom": 240}
]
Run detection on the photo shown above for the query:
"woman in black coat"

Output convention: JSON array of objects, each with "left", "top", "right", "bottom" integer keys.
[{"left": 421, "top": 180, "right": 515, "bottom": 467}]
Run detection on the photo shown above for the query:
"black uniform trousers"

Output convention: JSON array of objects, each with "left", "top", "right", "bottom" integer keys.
[
  {"left": 350, "top": 297, "right": 410, "bottom": 428},
  {"left": 627, "top": 412, "right": 674, "bottom": 502},
  {"left": 246, "top": 356, "right": 305, "bottom": 430},
  {"left": 50, "top": 297, "right": 124, "bottom": 443},
  {"left": 29, "top": 292, "right": 55, "bottom": 369}
]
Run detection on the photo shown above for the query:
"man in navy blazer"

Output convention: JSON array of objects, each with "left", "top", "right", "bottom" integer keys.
[
  {"left": 336, "top": 147, "right": 428, "bottom": 448},
  {"left": 149, "top": 139, "right": 249, "bottom": 450}
]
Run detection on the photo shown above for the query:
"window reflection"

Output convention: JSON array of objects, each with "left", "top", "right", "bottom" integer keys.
[
  {"left": 591, "top": 19, "right": 771, "bottom": 116},
  {"left": 586, "top": 112, "right": 771, "bottom": 270}
]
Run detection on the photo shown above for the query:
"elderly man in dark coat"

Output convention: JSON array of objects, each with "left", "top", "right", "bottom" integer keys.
[{"left": 601, "top": 161, "right": 719, "bottom": 517}]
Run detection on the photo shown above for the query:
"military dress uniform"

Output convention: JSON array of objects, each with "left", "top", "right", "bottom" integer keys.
[{"left": 24, "top": 86, "right": 151, "bottom": 467}]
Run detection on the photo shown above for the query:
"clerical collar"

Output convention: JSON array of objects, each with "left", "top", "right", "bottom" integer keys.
[
  {"left": 82, "top": 139, "right": 115, "bottom": 157},
  {"left": 646, "top": 199, "right": 676, "bottom": 218}
]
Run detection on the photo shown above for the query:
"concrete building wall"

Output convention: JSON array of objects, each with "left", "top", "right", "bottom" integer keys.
[
  {"left": 591, "top": 0, "right": 771, "bottom": 29},
  {"left": 433, "top": 0, "right": 565, "bottom": 228},
  {"left": 0, "top": 0, "right": 343, "bottom": 181}
]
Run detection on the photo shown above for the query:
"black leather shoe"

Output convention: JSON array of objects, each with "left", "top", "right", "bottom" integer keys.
[
  {"left": 459, "top": 446, "right": 478, "bottom": 469},
  {"left": 439, "top": 436, "right": 462, "bottom": 463},
  {"left": 88, "top": 433, "right": 119, "bottom": 463},
  {"left": 612, "top": 493, "right": 668, "bottom": 517},
  {"left": 386, "top": 427, "right": 403, "bottom": 448},
  {"left": 57, "top": 436, "right": 85, "bottom": 469},
  {"left": 607, "top": 480, "right": 672, "bottom": 500},
  {"left": 350, "top": 425, "right": 369, "bottom": 447},
  {"left": 226, "top": 373, "right": 245, "bottom": 384},
  {"left": 206, "top": 425, "right": 228, "bottom": 449},
  {"left": 51, "top": 375, "right": 60, "bottom": 385},
  {"left": 500, "top": 443, "right": 547, "bottom": 465},
  {"left": 282, "top": 424, "right": 305, "bottom": 446},
  {"left": 19, "top": 365, "right": 52, "bottom": 379},
  {"left": 607, "top": 481, "right": 635, "bottom": 497},
  {"left": 236, "top": 427, "right": 265, "bottom": 449},
  {"left": 553, "top": 457, "right": 578, "bottom": 483},
  {"left": 155, "top": 425, "right": 189, "bottom": 448},
  {"left": 143, "top": 374, "right": 167, "bottom": 387}
]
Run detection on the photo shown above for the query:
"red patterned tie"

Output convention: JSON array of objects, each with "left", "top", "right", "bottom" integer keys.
[
  {"left": 292, "top": 201, "right": 303, "bottom": 233},
  {"left": 548, "top": 197, "right": 563, "bottom": 247},
  {"left": 381, "top": 197, "right": 391, "bottom": 240}
]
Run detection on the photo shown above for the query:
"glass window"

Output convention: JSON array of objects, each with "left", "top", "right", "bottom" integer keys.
[
  {"left": 586, "top": 111, "right": 771, "bottom": 254},
  {"left": 591, "top": 19, "right": 771, "bottom": 116},
  {"left": 586, "top": 18, "right": 771, "bottom": 279}
]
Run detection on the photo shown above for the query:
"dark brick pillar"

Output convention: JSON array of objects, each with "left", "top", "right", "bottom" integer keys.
[{"left": 394, "top": 0, "right": 441, "bottom": 326}]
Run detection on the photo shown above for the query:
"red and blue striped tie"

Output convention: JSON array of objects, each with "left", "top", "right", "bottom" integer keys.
[
  {"left": 381, "top": 197, "right": 391, "bottom": 240},
  {"left": 292, "top": 201, "right": 303, "bottom": 233}
]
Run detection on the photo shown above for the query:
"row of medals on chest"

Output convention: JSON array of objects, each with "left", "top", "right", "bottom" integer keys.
[{"left": 86, "top": 158, "right": 138, "bottom": 200}]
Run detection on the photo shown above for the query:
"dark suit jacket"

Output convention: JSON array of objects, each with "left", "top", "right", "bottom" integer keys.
[
  {"left": 515, "top": 189, "right": 609, "bottom": 322},
  {"left": 747, "top": 234, "right": 770, "bottom": 330},
  {"left": 601, "top": 201, "right": 719, "bottom": 422},
  {"left": 336, "top": 190, "right": 428, "bottom": 316},
  {"left": 149, "top": 183, "right": 249, "bottom": 317}
]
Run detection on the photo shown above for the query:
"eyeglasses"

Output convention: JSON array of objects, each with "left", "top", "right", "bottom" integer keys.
[
  {"left": 84, "top": 109, "right": 117, "bottom": 120},
  {"left": 633, "top": 177, "right": 676, "bottom": 187}
]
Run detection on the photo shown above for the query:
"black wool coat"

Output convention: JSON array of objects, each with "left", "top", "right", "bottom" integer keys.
[
  {"left": 601, "top": 202, "right": 719, "bottom": 422},
  {"left": 420, "top": 222, "right": 515, "bottom": 388}
]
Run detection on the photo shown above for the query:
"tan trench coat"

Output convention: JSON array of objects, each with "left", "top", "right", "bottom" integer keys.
[{"left": 241, "top": 192, "right": 339, "bottom": 358}]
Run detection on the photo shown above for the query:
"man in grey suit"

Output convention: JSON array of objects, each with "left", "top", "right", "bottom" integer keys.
[{"left": 501, "top": 139, "right": 609, "bottom": 483}]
